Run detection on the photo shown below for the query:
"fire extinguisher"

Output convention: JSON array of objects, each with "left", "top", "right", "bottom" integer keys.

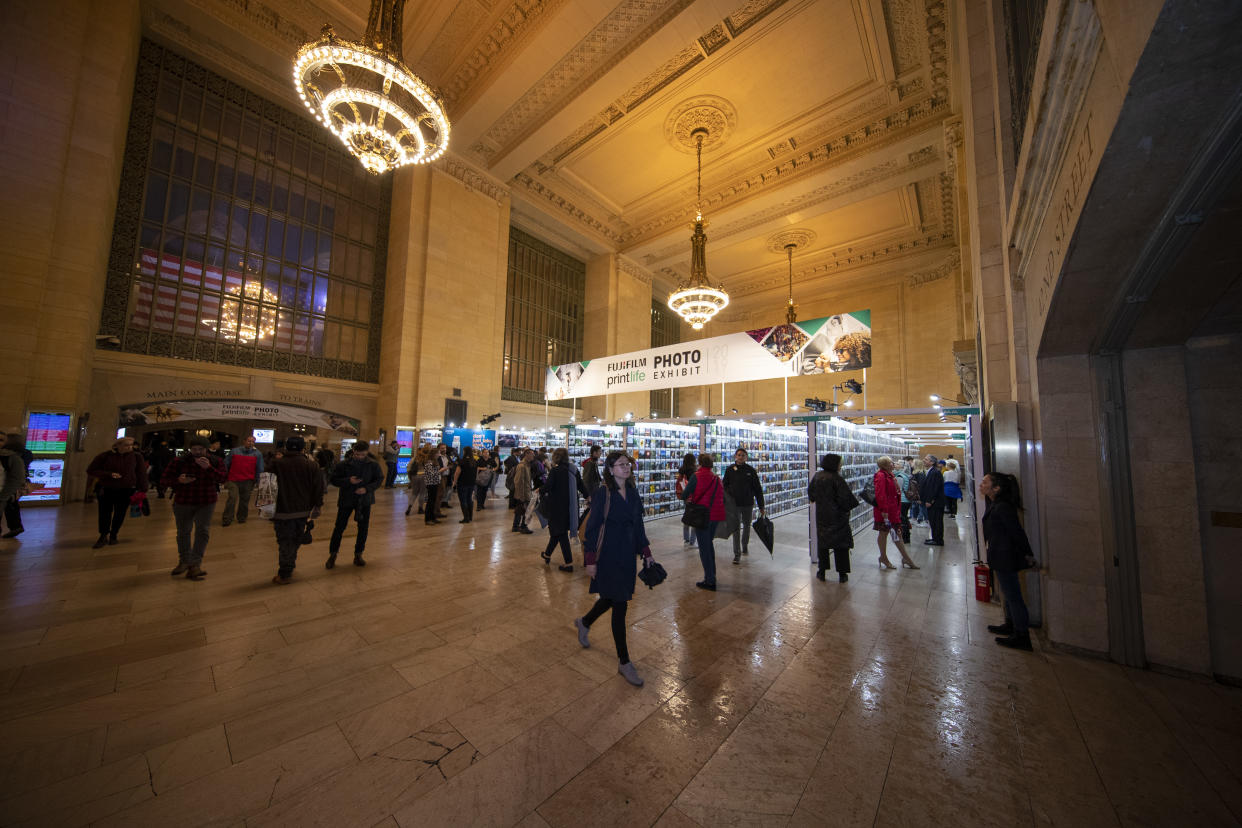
[{"left": 974, "top": 563, "right": 992, "bottom": 603}]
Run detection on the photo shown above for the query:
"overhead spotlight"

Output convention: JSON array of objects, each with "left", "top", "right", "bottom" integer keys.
[
  {"left": 625, "top": 412, "right": 633, "bottom": 420},
  {"left": 929, "top": 394, "right": 941, "bottom": 402},
  {"left": 844, "top": 399, "right": 854, "bottom": 407},
  {"left": 790, "top": 404, "right": 800, "bottom": 411},
  {"left": 731, "top": 408, "right": 738, "bottom": 414},
  {"left": 448, "top": 422, "right": 456, "bottom": 428},
  {"left": 932, "top": 404, "right": 942, "bottom": 410},
  {"left": 651, "top": 411, "right": 658, "bottom": 418},
  {"left": 696, "top": 409, "right": 704, "bottom": 417},
  {"left": 842, "top": 378, "right": 863, "bottom": 395}
]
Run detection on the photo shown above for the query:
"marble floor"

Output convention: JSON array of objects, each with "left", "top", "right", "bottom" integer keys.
[{"left": 0, "top": 491, "right": 1239, "bottom": 828}]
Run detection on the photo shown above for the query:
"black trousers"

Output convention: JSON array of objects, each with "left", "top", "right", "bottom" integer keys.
[
  {"left": 544, "top": 531, "right": 571, "bottom": 564},
  {"left": 475, "top": 485, "right": 488, "bottom": 508},
  {"left": 5, "top": 496, "right": 23, "bottom": 531},
  {"left": 927, "top": 504, "right": 945, "bottom": 543},
  {"left": 97, "top": 487, "right": 134, "bottom": 536},
  {"left": 582, "top": 597, "right": 629, "bottom": 663},
  {"left": 511, "top": 500, "right": 528, "bottom": 529},
  {"left": 457, "top": 486, "right": 474, "bottom": 521},
  {"left": 424, "top": 484, "right": 440, "bottom": 523},
  {"left": 384, "top": 464, "right": 398, "bottom": 488},
  {"left": 817, "top": 542, "right": 850, "bottom": 574},
  {"left": 899, "top": 502, "right": 912, "bottom": 543},
  {"left": 329, "top": 500, "right": 371, "bottom": 556}
]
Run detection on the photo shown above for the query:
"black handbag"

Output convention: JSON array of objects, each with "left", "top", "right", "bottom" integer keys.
[
  {"left": 681, "top": 477, "right": 718, "bottom": 529},
  {"left": 637, "top": 559, "right": 667, "bottom": 589}
]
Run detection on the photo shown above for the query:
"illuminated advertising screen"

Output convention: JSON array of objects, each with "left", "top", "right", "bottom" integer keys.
[
  {"left": 27, "top": 412, "right": 72, "bottom": 454},
  {"left": 25, "top": 459, "right": 64, "bottom": 502},
  {"left": 252, "top": 428, "right": 275, "bottom": 443},
  {"left": 396, "top": 428, "right": 414, "bottom": 456}
]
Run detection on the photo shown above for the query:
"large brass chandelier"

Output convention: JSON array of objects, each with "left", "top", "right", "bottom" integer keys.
[
  {"left": 293, "top": 0, "right": 449, "bottom": 175},
  {"left": 667, "top": 128, "right": 729, "bottom": 330}
]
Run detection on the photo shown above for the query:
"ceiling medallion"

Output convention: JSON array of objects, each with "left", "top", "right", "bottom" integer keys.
[
  {"left": 668, "top": 128, "right": 729, "bottom": 331},
  {"left": 766, "top": 228, "right": 817, "bottom": 254},
  {"left": 664, "top": 95, "right": 737, "bottom": 153},
  {"left": 293, "top": 0, "right": 450, "bottom": 175}
]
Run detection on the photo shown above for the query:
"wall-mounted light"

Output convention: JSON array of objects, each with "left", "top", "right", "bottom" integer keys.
[{"left": 695, "top": 409, "right": 704, "bottom": 417}]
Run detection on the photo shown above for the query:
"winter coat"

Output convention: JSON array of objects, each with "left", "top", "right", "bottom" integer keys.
[
  {"left": 722, "top": 462, "right": 765, "bottom": 510},
  {"left": 872, "top": 469, "right": 901, "bottom": 526},
  {"left": 983, "top": 500, "right": 1035, "bottom": 572},
  {"left": 509, "top": 460, "right": 533, "bottom": 502},
  {"left": 329, "top": 455, "right": 384, "bottom": 507},
  {"left": 270, "top": 453, "right": 325, "bottom": 518},
  {"left": 894, "top": 469, "right": 912, "bottom": 505},
  {"left": 0, "top": 449, "right": 26, "bottom": 503},
  {"left": 581, "top": 456, "right": 601, "bottom": 495},
  {"left": 583, "top": 485, "right": 652, "bottom": 602},
  {"left": 682, "top": 468, "right": 726, "bottom": 521},
  {"left": 541, "top": 461, "right": 588, "bottom": 535},
  {"left": 808, "top": 471, "right": 858, "bottom": 549},
  {"left": 225, "top": 446, "right": 264, "bottom": 482},
  {"left": 86, "top": 449, "right": 149, "bottom": 491}
]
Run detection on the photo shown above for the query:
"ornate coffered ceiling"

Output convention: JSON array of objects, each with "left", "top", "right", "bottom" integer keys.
[{"left": 141, "top": 0, "right": 959, "bottom": 307}]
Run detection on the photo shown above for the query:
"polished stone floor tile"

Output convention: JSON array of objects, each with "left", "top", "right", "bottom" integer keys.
[{"left": 0, "top": 495, "right": 1238, "bottom": 827}]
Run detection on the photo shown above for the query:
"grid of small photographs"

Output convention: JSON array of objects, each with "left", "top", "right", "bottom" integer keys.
[{"left": 627, "top": 424, "right": 701, "bottom": 518}]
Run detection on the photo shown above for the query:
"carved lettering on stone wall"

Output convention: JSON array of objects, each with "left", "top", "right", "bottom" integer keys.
[{"left": 1033, "top": 112, "right": 1096, "bottom": 309}]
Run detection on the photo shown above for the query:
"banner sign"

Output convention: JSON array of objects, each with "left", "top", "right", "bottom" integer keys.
[
  {"left": 442, "top": 428, "right": 497, "bottom": 452},
  {"left": 118, "top": 399, "right": 362, "bottom": 435},
  {"left": 546, "top": 311, "right": 871, "bottom": 400}
]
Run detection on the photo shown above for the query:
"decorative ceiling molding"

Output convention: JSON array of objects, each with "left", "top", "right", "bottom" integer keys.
[
  {"left": 512, "top": 172, "right": 623, "bottom": 244},
  {"left": 664, "top": 96, "right": 739, "bottom": 152},
  {"left": 440, "top": 0, "right": 573, "bottom": 110},
  {"left": 618, "top": 256, "right": 654, "bottom": 285},
  {"left": 481, "top": 0, "right": 698, "bottom": 165},
  {"left": 437, "top": 155, "right": 512, "bottom": 204},
  {"left": 146, "top": 10, "right": 296, "bottom": 106},
  {"left": 538, "top": 0, "right": 789, "bottom": 169},
  {"left": 765, "top": 228, "right": 818, "bottom": 253},
  {"left": 907, "top": 250, "right": 960, "bottom": 286},
  {"left": 185, "top": 0, "right": 317, "bottom": 50},
  {"left": 881, "top": 0, "right": 925, "bottom": 76},
  {"left": 730, "top": 233, "right": 957, "bottom": 298},
  {"left": 620, "top": 97, "right": 948, "bottom": 246}
]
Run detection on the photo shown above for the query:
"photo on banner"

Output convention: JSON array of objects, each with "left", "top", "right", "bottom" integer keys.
[{"left": 544, "top": 311, "right": 872, "bottom": 400}]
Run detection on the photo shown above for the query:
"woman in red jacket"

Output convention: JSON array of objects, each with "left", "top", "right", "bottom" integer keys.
[
  {"left": 682, "top": 452, "right": 726, "bottom": 591},
  {"left": 874, "top": 456, "right": 918, "bottom": 570}
]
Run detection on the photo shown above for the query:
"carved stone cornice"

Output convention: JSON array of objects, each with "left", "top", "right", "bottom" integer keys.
[
  {"left": 1008, "top": 0, "right": 1103, "bottom": 286},
  {"left": 481, "top": 0, "right": 699, "bottom": 162},
  {"left": 512, "top": 173, "right": 623, "bottom": 245},
  {"left": 617, "top": 256, "right": 654, "bottom": 285},
  {"left": 729, "top": 235, "right": 957, "bottom": 298},
  {"left": 619, "top": 97, "right": 949, "bottom": 246},
  {"left": 185, "top": 0, "right": 318, "bottom": 50},
  {"left": 640, "top": 143, "right": 945, "bottom": 262},
  {"left": 146, "top": 10, "right": 297, "bottom": 106},
  {"left": 437, "top": 155, "right": 511, "bottom": 204},
  {"left": 907, "top": 250, "right": 960, "bottom": 287}
]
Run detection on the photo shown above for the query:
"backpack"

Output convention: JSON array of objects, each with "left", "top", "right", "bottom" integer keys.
[{"left": 860, "top": 476, "right": 877, "bottom": 506}]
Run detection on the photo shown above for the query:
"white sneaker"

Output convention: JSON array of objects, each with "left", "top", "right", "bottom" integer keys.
[
  {"left": 574, "top": 617, "right": 590, "bottom": 648},
  {"left": 618, "top": 661, "right": 644, "bottom": 687}
]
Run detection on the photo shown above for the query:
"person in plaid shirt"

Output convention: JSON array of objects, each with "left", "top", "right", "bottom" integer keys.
[{"left": 160, "top": 436, "right": 226, "bottom": 581}]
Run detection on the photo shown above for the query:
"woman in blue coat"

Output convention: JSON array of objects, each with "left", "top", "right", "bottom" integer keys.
[{"left": 573, "top": 451, "right": 657, "bottom": 687}]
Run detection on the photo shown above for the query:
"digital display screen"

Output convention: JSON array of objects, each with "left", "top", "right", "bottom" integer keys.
[
  {"left": 27, "top": 412, "right": 72, "bottom": 454},
  {"left": 397, "top": 457, "right": 411, "bottom": 475},
  {"left": 25, "top": 459, "right": 64, "bottom": 502},
  {"left": 116, "top": 428, "right": 126, "bottom": 439},
  {"left": 396, "top": 428, "right": 414, "bottom": 456},
  {"left": 252, "top": 428, "right": 275, "bottom": 443}
]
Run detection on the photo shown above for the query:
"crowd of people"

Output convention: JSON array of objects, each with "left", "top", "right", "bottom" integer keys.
[{"left": 1, "top": 429, "right": 1034, "bottom": 674}]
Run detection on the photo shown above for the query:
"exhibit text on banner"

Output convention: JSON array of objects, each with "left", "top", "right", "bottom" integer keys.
[
  {"left": 546, "top": 311, "right": 871, "bottom": 400},
  {"left": 118, "top": 399, "right": 363, "bottom": 435}
]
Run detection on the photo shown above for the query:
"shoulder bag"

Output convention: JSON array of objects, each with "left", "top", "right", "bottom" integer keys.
[{"left": 681, "top": 476, "right": 717, "bottom": 529}]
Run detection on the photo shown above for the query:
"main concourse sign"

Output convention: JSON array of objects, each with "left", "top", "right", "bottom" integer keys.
[{"left": 545, "top": 311, "right": 871, "bottom": 400}]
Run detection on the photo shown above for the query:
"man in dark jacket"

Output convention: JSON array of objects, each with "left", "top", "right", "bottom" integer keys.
[
  {"left": 85, "top": 437, "right": 149, "bottom": 548},
  {"left": 1, "top": 432, "right": 33, "bottom": 538},
  {"left": 920, "top": 454, "right": 945, "bottom": 546},
  {"left": 722, "top": 448, "right": 766, "bottom": 562},
  {"left": 269, "top": 435, "right": 325, "bottom": 584},
  {"left": 581, "top": 444, "right": 602, "bottom": 496},
  {"left": 327, "top": 441, "right": 384, "bottom": 568},
  {"left": 160, "top": 436, "right": 226, "bottom": 581}
]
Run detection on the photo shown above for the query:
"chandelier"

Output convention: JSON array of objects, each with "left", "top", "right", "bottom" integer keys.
[
  {"left": 667, "top": 128, "right": 729, "bottom": 330},
  {"left": 204, "top": 281, "right": 278, "bottom": 344},
  {"left": 293, "top": 0, "right": 449, "bottom": 175},
  {"left": 784, "top": 242, "right": 798, "bottom": 323}
]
